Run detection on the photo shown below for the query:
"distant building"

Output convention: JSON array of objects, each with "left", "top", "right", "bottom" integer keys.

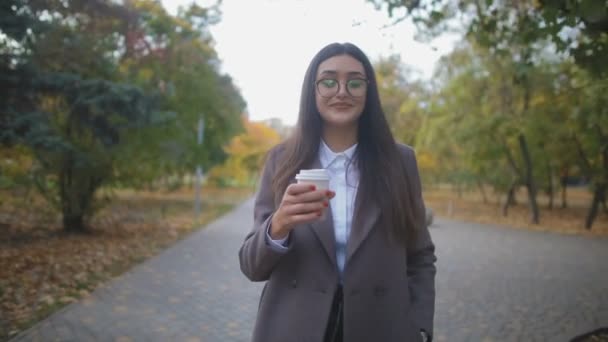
[{"left": 258, "top": 117, "right": 294, "bottom": 139}]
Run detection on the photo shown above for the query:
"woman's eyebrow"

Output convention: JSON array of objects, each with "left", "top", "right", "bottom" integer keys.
[
  {"left": 318, "top": 70, "right": 337, "bottom": 76},
  {"left": 318, "top": 70, "right": 366, "bottom": 77}
]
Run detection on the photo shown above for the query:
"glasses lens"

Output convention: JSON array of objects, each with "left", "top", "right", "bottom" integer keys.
[
  {"left": 317, "top": 79, "right": 338, "bottom": 97},
  {"left": 347, "top": 79, "right": 367, "bottom": 97}
]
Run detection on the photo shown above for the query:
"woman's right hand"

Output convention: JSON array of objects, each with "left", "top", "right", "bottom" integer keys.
[{"left": 270, "top": 184, "right": 335, "bottom": 240}]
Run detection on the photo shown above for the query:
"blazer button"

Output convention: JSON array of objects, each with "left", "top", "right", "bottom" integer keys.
[{"left": 291, "top": 280, "right": 297, "bottom": 288}]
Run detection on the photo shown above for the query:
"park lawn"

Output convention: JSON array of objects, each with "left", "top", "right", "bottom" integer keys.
[
  {"left": 423, "top": 186, "right": 608, "bottom": 237},
  {"left": 0, "top": 186, "right": 254, "bottom": 341}
]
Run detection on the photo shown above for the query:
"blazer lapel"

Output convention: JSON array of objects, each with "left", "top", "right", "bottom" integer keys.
[
  {"left": 293, "top": 157, "right": 338, "bottom": 268},
  {"left": 345, "top": 188, "right": 380, "bottom": 265},
  {"left": 309, "top": 205, "right": 337, "bottom": 269}
]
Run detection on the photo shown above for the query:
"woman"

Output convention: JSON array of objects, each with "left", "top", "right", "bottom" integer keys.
[{"left": 239, "top": 42, "right": 436, "bottom": 342}]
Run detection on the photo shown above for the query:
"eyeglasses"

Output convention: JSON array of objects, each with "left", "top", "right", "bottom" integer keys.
[{"left": 315, "top": 78, "right": 368, "bottom": 98}]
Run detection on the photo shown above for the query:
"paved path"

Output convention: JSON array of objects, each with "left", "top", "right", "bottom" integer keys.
[
  {"left": 431, "top": 218, "right": 608, "bottom": 341},
  {"left": 10, "top": 199, "right": 608, "bottom": 341}
]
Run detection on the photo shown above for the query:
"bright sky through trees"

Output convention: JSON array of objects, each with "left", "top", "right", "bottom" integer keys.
[{"left": 162, "top": 0, "right": 459, "bottom": 125}]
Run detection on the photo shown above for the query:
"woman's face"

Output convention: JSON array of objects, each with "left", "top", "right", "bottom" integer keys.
[{"left": 315, "top": 54, "right": 367, "bottom": 129}]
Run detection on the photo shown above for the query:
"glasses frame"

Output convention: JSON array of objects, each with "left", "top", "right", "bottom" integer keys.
[{"left": 315, "top": 78, "right": 369, "bottom": 98}]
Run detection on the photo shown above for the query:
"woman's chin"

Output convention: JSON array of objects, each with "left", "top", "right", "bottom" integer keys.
[{"left": 323, "top": 112, "right": 361, "bottom": 128}]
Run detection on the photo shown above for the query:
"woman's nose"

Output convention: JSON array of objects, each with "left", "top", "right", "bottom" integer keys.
[{"left": 336, "top": 83, "right": 349, "bottom": 97}]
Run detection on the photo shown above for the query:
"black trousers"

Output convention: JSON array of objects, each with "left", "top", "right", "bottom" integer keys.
[{"left": 323, "top": 285, "right": 344, "bottom": 342}]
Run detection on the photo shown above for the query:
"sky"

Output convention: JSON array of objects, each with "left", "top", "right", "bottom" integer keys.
[{"left": 162, "top": 0, "right": 460, "bottom": 126}]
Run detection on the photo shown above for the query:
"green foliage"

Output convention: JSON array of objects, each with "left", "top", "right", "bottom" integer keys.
[
  {"left": 371, "top": 0, "right": 607, "bottom": 227},
  {"left": 114, "top": 0, "right": 245, "bottom": 186},
  {"left": 370, "top": 0, "right": 608, "bottom": 77},
  {"left": 374, "top": 55, "right": 430, "bottom": 146},
  {"left": 1, "top": 0, "right": 245, "bottom": 231}
]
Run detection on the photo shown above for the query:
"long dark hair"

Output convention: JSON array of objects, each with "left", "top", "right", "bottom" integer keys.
[{"left": 271, "top": 42, "right": 422, "bottom": 248}]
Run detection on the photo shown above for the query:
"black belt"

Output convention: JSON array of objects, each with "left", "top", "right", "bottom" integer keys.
[{"left": 324, "top": 285, "right": 343, "bottom": 342}]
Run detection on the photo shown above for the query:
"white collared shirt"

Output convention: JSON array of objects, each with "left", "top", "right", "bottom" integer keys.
[
  {"left": 318, "top": 140, "right": 359, "bottom": 277},
  {"left": 266, "top": 140, "right": 360, "bottom": 279}
]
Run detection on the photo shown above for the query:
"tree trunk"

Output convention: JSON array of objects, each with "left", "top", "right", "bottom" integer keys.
[
  {"left": 502, "top": 143, "right": 521, "bottom": 208},
  {"left": 63, "top": 214, "right": 86, "bottom": 232},
  {"left": 59, "top": 120, "right": 86, "bottom": 233},
  {"left": 586, "top": 184, "right": 606, "bottom": 229},
  {"left": 454, "top": 183, "right": 463, "bottom": 198},
  {"left": 477, "top": 179, "right": 488, "bottom": 204},
  {"left": 59, "top": 152, "right": 103, "bottom": 233},
  {"left": 601, "top": 129, "right": 608, "bottom": 216},
  {"left": 60, "top": 155, "right": 87, "bottom": 233},
  {"left": 508, "top": 189, "right": 518, "bottom": 205},
  {"left": 546, "top": 160, "right": 554, "bottom": 210},
  {"left": 560, "top": 173, "right": 568, "bottom": 209},
  {"left": 519, "top": 134, "right": 540, "bottom": 224},
  {"left": 503, "top": 182, "right": 517, "bottom": 216}
]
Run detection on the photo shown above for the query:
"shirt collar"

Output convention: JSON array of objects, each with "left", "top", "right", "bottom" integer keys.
[{"left": 319, "top": 139, "right": 358, "bottom": 168}]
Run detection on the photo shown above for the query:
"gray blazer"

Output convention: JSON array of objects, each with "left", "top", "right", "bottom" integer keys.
[{"left": 239, "top": 143, "right": 437, "bottom": 342}]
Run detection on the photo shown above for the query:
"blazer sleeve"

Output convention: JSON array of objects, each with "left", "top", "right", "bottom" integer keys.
[
  {"left": 401, "top": 144, "right": 437, "bottom": 337},
  {"left": 239, "top": 146, "right": 293, "bottom": 282}
]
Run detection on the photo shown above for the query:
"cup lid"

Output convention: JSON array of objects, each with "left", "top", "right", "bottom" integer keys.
[{"left": 296, "top": 168, "right": 330, "bottom": 180}]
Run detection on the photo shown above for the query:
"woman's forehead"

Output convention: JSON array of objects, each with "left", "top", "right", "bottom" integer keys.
[{"left": 317, "top": 55, "right": 365, "bottom": 76}]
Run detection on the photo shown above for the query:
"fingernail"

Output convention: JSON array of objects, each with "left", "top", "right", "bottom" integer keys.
[
  {"left": 317, "top": 211, "right": 322, "bottom": 217},
  {"left": 326, "top": 191, "right": 332, "bottom": 197},
  {"left": 323, "top": 201, "right": 328, "bottom": 207},
  {"left": 310, "top": 185, "right": 316, "bottom": 191}
]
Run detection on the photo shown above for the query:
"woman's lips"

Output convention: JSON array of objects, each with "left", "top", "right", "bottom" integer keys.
[{"left": 330, "top": 103, "right": 353, "bottom": 109}]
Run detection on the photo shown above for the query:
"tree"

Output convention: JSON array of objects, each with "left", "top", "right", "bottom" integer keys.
[
  {"left": 207, "top": 119, "right": 281, "bottom": 187},
  {"left": 114, "top": 0, "right": 245, "bottom": 187},
  {"left": 1, "top": 0, "right": 246, "bottom": 231},
  {"left": 368, "top": 0, "right": 608, "bottom": 76},
  {"left": 374, "top": 55, "right": 429, "bottom": 146},
  {"left": 413, "top": 41, "right": 592, "bottom": 224},
  {"left": 1, "top": 0, "right": 166, "bottom": 231},
  {"left": 561, "top": 65, "right": 608, "bottom": 228}
]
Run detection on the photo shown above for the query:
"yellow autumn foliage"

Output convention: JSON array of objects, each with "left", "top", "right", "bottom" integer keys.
[
  {"left": 416, "top": 150, "right": 438, "bottom": 172},
  {"left": 207, "top": 119, "right": 281, "bottom": 187},
  {"left": 0, "top": 146, "right": 34, "bottom": 183}
]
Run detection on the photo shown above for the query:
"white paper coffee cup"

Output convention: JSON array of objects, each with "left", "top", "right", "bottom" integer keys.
[
  {"left": 295, "top": 169, "right": 330, "bottom": 219},
  {"left": 295, "top": 169, "right": 330, "bottom": 189}
]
